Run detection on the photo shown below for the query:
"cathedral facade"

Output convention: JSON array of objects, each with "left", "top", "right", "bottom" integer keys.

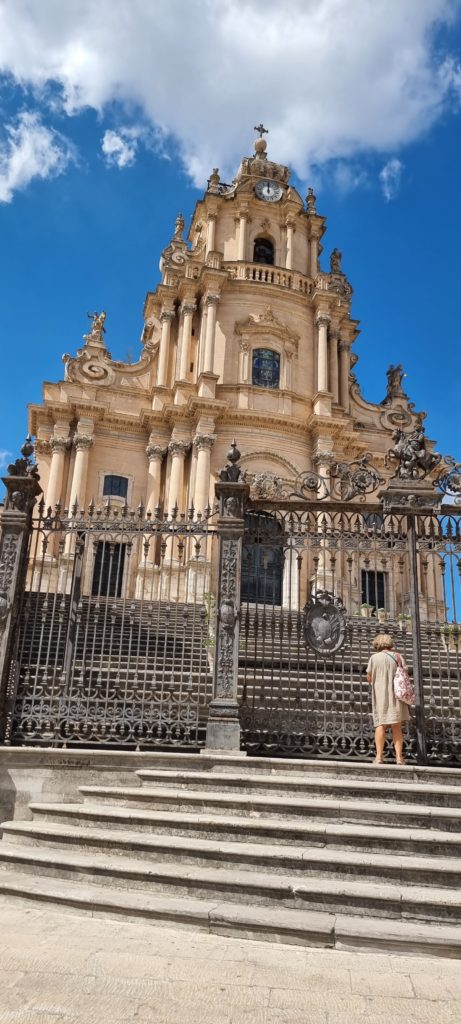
[{"left": 29, "top": 131, "right": 427, "bottom": 611}]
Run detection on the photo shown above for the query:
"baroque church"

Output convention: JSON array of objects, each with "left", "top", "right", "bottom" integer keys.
[{"left": 30, "top": 128, "right": 426, "bottom": 610}]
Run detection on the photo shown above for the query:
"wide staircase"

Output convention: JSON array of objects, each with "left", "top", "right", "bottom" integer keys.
[{"left": 1, "top": 753, "right": 461, "bottom": 957}]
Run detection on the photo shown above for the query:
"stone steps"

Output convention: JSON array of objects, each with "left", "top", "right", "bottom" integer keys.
[
  {"left": 1, "top": 753, "right": 461, "bottom": 955},
  {"left": 28, "top": 801, "right": 461, "bottom": 856},
  {"left": 135, "top": 767, "right": 461, "bottom": 807},
  {"left": 1, "top": 842, "right": 461, "bottom": 923},
  {"left": 3, "top": 819, "right": 461, "bottom": 889},
  {"left": 3, "top": 869, "right": 461, "bottom": 957},
  {"left": 76, "top": 784, "right": 461, "bottom": 831}
]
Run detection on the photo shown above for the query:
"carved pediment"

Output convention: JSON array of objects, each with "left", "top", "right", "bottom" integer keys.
[
  {"left": 63, "top": 312, "right": 157, "bottom": 388},
  {"left": 235, "top": 307, "right": 299, "bottom": 355}
]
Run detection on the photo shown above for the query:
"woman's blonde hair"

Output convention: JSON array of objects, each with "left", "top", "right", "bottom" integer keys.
[{"left": 372, "top": 633, "right": 395, "bottom": 651}]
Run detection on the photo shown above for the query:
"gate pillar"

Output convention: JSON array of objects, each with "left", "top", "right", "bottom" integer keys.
[
  {"left": 204, "top": 442, "right": 249, "bottom": 752},
  {"left": 0, "top": 439, "right": 42, "bottom": 743}
]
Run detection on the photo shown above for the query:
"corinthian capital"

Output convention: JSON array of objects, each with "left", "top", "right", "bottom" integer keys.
[
  {"left": 50, "top": 436, "right": 69, "bottom": 455},
  {"left": 205, "top": 293, "right": 220, "bottom": 308},
  {"left": 160, "top": 308, "right": 176, "bottom": 323},
  {"left": 193, "top": 434, "right": 215, "bottom": 452},
  {"left": 316, "top": 312, "right": 331, "bottom": 328},
  {"left": 146, "top": 444, "right": 166, "bottom": 463},
  {"left": 34, "top": 439, "right": 52, "bottom": 457},
  {"left": 181, "top": 300, "right": 197, "bottom": 317},
  {"left": 74, "top": 434, "right": 94, "bottom": 452},
  {"left": 168, "top": 440, "right": 191, "bottom": 458}
]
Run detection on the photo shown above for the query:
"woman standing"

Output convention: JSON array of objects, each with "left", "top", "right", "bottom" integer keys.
[{"left": 366, "top": 633, "right": 410, "bottom": 765}]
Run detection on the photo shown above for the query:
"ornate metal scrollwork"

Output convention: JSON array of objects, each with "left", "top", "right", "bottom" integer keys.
[
  {"left": 303, "top": 590, "right": 347, "bottom": 656},
  {"left": 291, "top": 471, "right": 329, "bottom": 501},
  {"left": 436, "top": 456, "right": 461, "bottom": 503},
  {"left": 330, "top": 454, "right": 384, "bottom": 501}
]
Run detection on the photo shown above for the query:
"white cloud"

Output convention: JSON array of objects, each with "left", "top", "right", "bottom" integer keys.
[
  {"left": 0, "top": 450, "right": 12, "bottom": 471},
  {"left": 0, "top": 111, "right": 74, "bottom": 203},
  {"left": 379, "top": 158, "right": 404, "bottom": 201},
  {"left": 0, "top": 1, "right": 460, "bottom": 185},
  {"left": 101, "top": 128, "right": 138, "bottom": 169}
]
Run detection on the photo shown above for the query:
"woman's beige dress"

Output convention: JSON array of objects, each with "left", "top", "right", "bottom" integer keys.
[{"left": 366, "top": 650, "right": 410, "bottom": 727}]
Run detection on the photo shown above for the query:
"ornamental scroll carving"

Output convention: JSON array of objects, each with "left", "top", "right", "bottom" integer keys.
[
  {"left": 216, "top": 537, "right": 238, "bottom": 699},
  {"left": 0, "top": 535, "right": 19, "bottom": 628}
]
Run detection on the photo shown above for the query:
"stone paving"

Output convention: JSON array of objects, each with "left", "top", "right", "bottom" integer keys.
[{"left": 1, "top": 899, "right": 461, "bottom": 1024}]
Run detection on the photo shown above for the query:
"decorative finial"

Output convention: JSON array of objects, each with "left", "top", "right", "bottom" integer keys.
[
  {"left": 306, "top": 187, "right": 317, "bottom": 214},
  {"left": 218, "top": 439, "right": 245, "bottom": 483},
  {"left": 208, "top": 168, "right": 221, "bottom": 194},
  {"left": 254, "top": 123, "right": 269, "bottom": 139},
  {"left": 174, "top": 213, "right": 185, "bottom": 240}
]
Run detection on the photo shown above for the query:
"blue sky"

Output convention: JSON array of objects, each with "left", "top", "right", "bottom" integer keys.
[{"left": 1, "top": 0, "right": 461, "bottom": 473}]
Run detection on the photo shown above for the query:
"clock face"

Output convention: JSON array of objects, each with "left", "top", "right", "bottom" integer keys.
[{"left": 255, "top": 179, "right": 283, "bottom": 202}]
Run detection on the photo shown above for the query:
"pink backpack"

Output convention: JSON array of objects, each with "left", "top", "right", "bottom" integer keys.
[{"left": 389, "top": 652, "right": 416, "bottom": 706}]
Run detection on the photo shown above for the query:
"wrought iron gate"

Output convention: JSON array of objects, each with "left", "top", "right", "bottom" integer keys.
[{"left": 238, "top": 502, "right": 461, "bottom": 763}]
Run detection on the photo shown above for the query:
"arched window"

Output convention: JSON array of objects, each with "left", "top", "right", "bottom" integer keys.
[
  {"left": 253, "top": 237, "right": 274, "bottom": 265},
  {"left": 252, "top": 348, "right": 280, "bottom": 389},
  {"left": 103, "top": 474, "right": 128, "bottom": 499}
]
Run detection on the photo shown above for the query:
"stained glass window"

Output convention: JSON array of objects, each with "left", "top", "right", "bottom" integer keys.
[{"left": 252, "top": 348, "right": 280, "bottom": 389}]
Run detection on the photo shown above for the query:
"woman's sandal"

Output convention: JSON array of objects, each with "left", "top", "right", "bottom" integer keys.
[
  {"left": 396, "top": 758, "right": 406, "bottom": 766},
  {"left": 372, "top": 758, "right": 384, "bottom": 766}
]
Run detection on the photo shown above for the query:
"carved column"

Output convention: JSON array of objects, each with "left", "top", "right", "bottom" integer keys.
[
  {"left": 167, "top": 440, "right": 190, "bottom": 512},
  {"left": 69, "top": 432, "right": 93, "bottom": 511},
  {"left": 310, "top": 232, "right": 319, "bottom": 277},
  {"left": 203, "top": 294, "right": 219, "bottom": 374},
  {"left": 146, "top": 444, "right": 166, "bottom": 513},
  {"left": 0, "top": 441, "right": 42, "bottom": 743},
  {"left": 329, "top": 329, "right": 340, "bottom": 404},
  {"left": 157, "top": 309, "right": 175, "bottom": 387},
  {"left": 45, "top": 435, "right": 69, "bottom": 511},
  {"left": 206, "top": 213, "right": 217, "bottom": 255},
  {"left": 237, "top": 211, "right": 248, "bottom": 261},
  {"left": 285, "top": 218, "right": 295, "bottom": 271},
  {"left": 316, "top": 314, "right": 330, "bottom": 393},
  {"left": 193, "top": 434, "right": 215, "bottom": 513},
  {"left": 178, "top": 300, "right": 196, "bottom": 382},
  {"left": 205, "top": 442, "right": 249, "bottom": 752},
  {"left": 339, "top": 341, "right": 351, "bottom": 413}
]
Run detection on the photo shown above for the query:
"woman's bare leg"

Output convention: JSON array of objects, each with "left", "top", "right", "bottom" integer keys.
[
  {"left": 374, "top": 725, "right": 386, "bottom": 762},
  {"left": 391, "top": 723, "right": 405, "bottom": 763}
]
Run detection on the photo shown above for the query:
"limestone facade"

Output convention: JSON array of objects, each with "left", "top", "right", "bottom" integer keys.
[{"left": 29, "top": 133, "right": 427, "bottom": 555}]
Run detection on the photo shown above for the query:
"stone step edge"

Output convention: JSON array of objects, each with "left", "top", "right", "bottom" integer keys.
[
  {"left": 77, "top": 785, "right": 461, "bottom": 822},
  {"left": 135, "top": 768, "right": 461, "bottom": 799},
  {"left": 1, "top": 842, "right": 461, "bottom": 911},
  {"left": 27, "top": 802, "right": 461, "bottom": 851},
  {"left": 1, "top": 871, "right": 461, "bottom": 959},
  {"left": 4, "top": 820, "right": 461, "bottom": 878}
]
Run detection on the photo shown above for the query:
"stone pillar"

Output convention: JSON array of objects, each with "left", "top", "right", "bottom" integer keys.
[
  {"left": 145, "top": 444, "right": 166, "bottom": 513},
  {"left": 193, "top": 434, "right": 215, "bottom": 513},
  {"left": 69, "top": 431, "right": 93, "bottom": 511},
  {"left": 206, "top": 214, "right": 217, "bottom": 255},
  {"left": 310, "top": 234, "right": 319, "bottom": 277},
  {"left": 204, "top": 442, "right": 249, "bottom": 753},
  {"left": 339, "top": 341, "right": 351, "bottom": 413},
  {"left": 178, "top": 300, "right": 196, "bottom": 382},
  {"left": 329, "top": 329, "right": 340, "bottom": 404},
  {"left": 157, "top": 309, "right": 175, "bottom": 387},
  {"left": 316, "top": 314, "right": 330, "bottom": 393},
  {"left": 203, "top": 294, "right": 219, "bottom": 374},
  {"left": 0, "top": 441, "right": 42, "bottom": 743},
  {"left": 167, "top": 440, "right": 190, "bottom": 512},
  {"left": 45, "top": 434, "right": 69, "bottom": 510},
  {"left": 285, "top": 218, "right": 295, "bottom": 270},
  {"left": 237, "top": 211, "right": 248, "bottom": 261}
]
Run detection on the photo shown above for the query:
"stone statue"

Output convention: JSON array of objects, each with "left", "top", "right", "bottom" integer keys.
[
  {"left": 174, "top": 214, "right": 185, "bottom": 240},
  {"left": 385, "top": 424, "right": 442, "bottom": 480},
  {"left": 330, "top": 249, "right": 342, "bottom": 274},
  {"left": 86, "top": 311, "right": 106, "bottom": 343},
  {"left": 386, "top": 363, "right": 405, "bottom": 398}
]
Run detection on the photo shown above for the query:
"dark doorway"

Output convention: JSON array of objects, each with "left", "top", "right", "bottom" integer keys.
[
  {"left": 361, "top": 569, "right": 386, "bottom": 610},
  {"left": 92, "top": 542, "right": 126, "bottom": 597},
  {"left": 242, "top": 513, "right": 283, "bottom": 605}
]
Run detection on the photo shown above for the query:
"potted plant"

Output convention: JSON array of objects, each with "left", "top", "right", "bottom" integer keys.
[
  {"left": 441, "top": 623, "right": 461, "bottom": 654},
  {"left": 377, "top": 607, "right": 387, "bottom": 623},
  {"left": 360, "top": 603, "right": 373, "bottom": 618}
]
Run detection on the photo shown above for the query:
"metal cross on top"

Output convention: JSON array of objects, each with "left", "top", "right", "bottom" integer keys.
[{"left": 254, "top": 123, "right": 269, "bottom": 138}]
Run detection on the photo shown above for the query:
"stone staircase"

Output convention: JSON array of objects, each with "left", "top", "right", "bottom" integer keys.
[{"left": 1, "top": 752, "right": 461, "bottom": 957}]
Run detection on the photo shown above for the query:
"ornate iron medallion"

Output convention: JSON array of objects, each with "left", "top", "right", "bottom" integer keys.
[{"left": 303, "top": 590, "right": 347, "bottom": 656}]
